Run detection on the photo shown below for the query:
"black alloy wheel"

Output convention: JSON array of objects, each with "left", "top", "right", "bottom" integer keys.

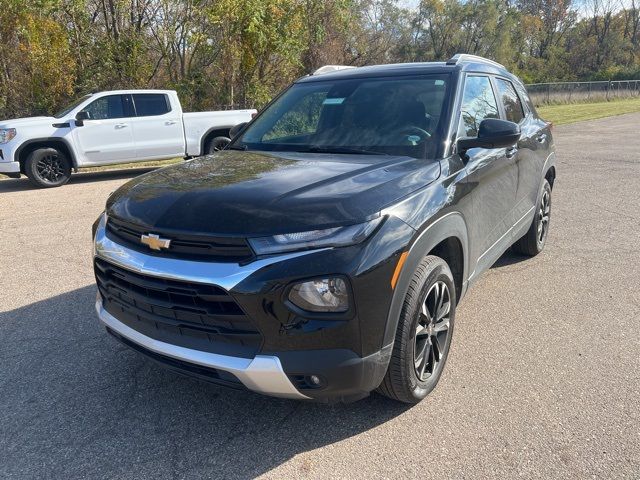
[
  {"left": 25, "top": 147, "right": 72, "bottom": 188},
  {"left": 378, "top": 255, "right": 456, "bottom": 403},
  {"left": 413, "top": 281, "right": 452, "bottom": 381}
]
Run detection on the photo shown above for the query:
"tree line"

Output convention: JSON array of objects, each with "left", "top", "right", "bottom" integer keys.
[{"left": 0, "top": 0, "right": 638, "bottom": 119}]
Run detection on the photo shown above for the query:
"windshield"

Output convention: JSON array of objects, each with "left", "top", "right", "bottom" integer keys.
[
  {"left": 232, "top": 74, "right": 450, "bottom": 159},
  {"left": 54, "top": 95, "right": 92, "bottom": 118}
]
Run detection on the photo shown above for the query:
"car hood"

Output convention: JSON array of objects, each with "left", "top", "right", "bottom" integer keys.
[
  {"left": 107, "top": 150, "right": 441, "bottom": 236},
  {"left": 0, "top": 116, "right": 56, "bottom": 128}
]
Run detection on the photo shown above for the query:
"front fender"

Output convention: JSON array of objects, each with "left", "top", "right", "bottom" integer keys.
[{"left": 381, "top": 211, "right": 469, "bottom": 349}]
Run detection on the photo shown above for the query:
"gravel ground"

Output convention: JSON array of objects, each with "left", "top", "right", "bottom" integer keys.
[{"left": 1, "top": 114, "right": 639, "bottom": 479}]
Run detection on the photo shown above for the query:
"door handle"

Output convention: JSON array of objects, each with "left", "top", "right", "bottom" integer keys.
[
  {"left": 115, "top": 123, "right": 128, "bottom": 129},
  {"left": 165, "top": 120, "right": 177, "bottom": 125},
  {"left": 505, "top": 147, "right": 518, "bottom": 158},
  {"left": 536, "top": 133, "right": 547, "bottom": 143}
]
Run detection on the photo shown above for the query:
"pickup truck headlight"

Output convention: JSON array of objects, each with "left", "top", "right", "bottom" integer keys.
[
  {"left": 248, "top": 217, "right": 384, "bottom": 255},
  {"left": 0, "top": 128, "right": 16, "bottom": 144}
]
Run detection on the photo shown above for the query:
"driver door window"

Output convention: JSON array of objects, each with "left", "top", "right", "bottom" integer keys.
[
  {"left": 458, "top": 76, "right": 500, "bottom": 137},
  {"left": 84, "top": 95, "right": 127, "bottom": 120}
]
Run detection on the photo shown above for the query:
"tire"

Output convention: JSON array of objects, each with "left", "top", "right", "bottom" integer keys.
[
  {"left": 24, "top": 148, "right": 72, "bottom": 188},
  {"left": 512, "top": 178, "right": 551, "bottom": 256},
  {"left": 378, "top": 255, "right": 456, "bottom": 403},
  {"left": 205, "top": 136, "right": 231, "bottom": 154}
]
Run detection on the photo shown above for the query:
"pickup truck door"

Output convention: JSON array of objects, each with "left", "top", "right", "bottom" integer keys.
[
  {"left": 130, "top": 93, "right": 184, "bottom": 160},
  {"left": 72, "top": 94, "right": 136, "bottom": 164},
  {"left": 458, "top": 75, "right": 518, "bottom": 277}
]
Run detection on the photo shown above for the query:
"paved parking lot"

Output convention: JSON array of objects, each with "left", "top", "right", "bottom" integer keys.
[{"left": 1, "top": 113, "right": 639, "bottom": 479}]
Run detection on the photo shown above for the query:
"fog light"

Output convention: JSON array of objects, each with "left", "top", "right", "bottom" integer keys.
[
  {"left": 309, "top": 375, "right": 321, "bottom": 385},
  {"left": 288, "top": 277, "right": 349, "bottom": 312}
]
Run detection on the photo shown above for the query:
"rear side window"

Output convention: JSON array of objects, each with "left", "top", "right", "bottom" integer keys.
[
  {"left": 495, "top": 78, "right": 525, "bottom": 123},
  {"left": 133, "top": 94, "right": 170, "bottom": 116},
  {"left": 459, "top": 76, "right": 500, "bottom": 137},
  {"left": 84, "top": 95, "right": 126, "bottom": 120}
]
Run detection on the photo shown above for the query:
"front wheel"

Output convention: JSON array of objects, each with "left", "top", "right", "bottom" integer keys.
[
  {"left": 24, "top": 148, "right": 72, "bottom": 188},
  {"left": 378, "top": 255, "right": 456, "bottom": 403}
]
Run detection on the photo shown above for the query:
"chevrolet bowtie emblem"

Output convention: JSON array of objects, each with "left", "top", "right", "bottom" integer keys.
[{"left": 140, "top": 233, "right": 171, "bottom": 251}]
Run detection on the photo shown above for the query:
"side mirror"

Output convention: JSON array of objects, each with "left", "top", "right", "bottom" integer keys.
[
  {"left": 75, "top": 111, "right": 91, "bottom": 127},
  {"left": 457, "top": 118, "right": 520, "bottom": 152},
  {"left": 229, "top": 122, "right": 247, "bottom": 139}
]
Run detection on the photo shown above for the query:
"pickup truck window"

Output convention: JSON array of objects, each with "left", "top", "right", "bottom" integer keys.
[
  {"left": 458, "top": 76, "right": 500, "bottom": 137},
  {"left": 235, "top": 74, "right": 450, "bottom": 159},
  {"left": 85, "top": 95, "right": 127, "bottom": 120},
  {"left": 54, "top": 95, "right": 92, "bottom": 118},
  {"left": 495, "top": 78, "right": 525, "bottom": 124},
  {"left": 132, "top": 94, "right": 170, "bottom": 116}
]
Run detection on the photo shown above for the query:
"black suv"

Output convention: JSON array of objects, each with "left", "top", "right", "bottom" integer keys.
[{"left": 93, "top": 54, "right": 555, "bottom": 403}]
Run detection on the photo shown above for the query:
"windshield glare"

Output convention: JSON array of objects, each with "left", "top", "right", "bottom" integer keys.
[
  {"left": 235, "top": 74, "right": 450, "bottom": 159},
  {"left": 54, "top": 95, "right": 92, "bottom": 118}
]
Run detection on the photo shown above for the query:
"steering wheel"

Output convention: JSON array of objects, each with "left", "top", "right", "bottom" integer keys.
[{"left": 390, "top": 126, "right": 431, "bottom": 146}]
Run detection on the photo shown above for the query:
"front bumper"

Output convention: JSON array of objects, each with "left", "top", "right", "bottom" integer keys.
[
  {"left": 96, "top": 298, "right": 309, "bottom": 399},
  {"left": 0, "top": 160, "right": 20, "bottom": 174}
]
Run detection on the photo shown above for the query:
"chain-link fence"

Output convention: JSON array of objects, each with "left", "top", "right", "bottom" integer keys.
[{"left": 526, "top": 80, "right": 640, "bottom": 105}]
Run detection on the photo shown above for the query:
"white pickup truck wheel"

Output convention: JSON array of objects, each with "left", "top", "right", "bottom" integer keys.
[
  {"left": 25, "top": 148, "right": 72, "bottom": 188},
  {"left": 205, "top": 136, "right": 231, "bottom": 154}
]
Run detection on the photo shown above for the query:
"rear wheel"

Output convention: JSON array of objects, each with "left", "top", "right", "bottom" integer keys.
[
  {"left": 205, "top": 136, "right": 231, "bottom": 154},
  {"left": 24, "top": 148, "right": 72, "bottom": 188},
  {"left": 512, "top": 178, "right": 551, "bottom": 256},
  {"left": 378, "top": 255, "right": 456, "bottom": 403}
]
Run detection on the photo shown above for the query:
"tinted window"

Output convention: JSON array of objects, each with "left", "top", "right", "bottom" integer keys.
[
  {"left": 459, "top": 76, "right": 499, "bottom": 137},
  {"left": 496, "top": 78, "right": 525, "bottom": 123},
  {"left": 133, "top": 94, "right": 170, "bottom": 116},
  {"left": 84, "top": 95, "right": 126, "bottom": 120},
  {"left": 236, "top": 75, "right": 450, "bottom": 159}
]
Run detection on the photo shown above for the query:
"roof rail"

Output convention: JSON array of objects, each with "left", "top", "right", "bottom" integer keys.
[
  {"left": 313, "top": 65, "right": 357, "bottom": 75},
  {"left": 446, "top": 54, "right": 505, "bottom": 69}
]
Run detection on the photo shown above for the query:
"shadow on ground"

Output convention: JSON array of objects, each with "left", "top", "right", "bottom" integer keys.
[
  {"left": 0, "top": 285, "right": 410, "bottom": 479},
  {"left": 490, "top": 248, "right": 531, "bottom": 269},
  {"left": 0, "top": 168, "right": 156, "bottom": 192}
]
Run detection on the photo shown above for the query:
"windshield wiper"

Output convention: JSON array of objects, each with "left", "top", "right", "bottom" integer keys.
[
  {"left": 226, "top": 144, "right": 247, "bottom": 151},
  {"left": 301, "top": 145, "right": 388, "bottom": 156}
]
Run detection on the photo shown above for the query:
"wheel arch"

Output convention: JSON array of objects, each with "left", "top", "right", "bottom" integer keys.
[
  {"left": 541, "top": 151, "right": 556, "bottom": 189},
  {"left": 382, "top": 212, "right": 469, "bottom": 349},
  {"left": 16, "top": 138, "right": 78, "bottom": 173},
  {"left": 200, "top": 127, "right": 233, "bottom": 155},
  {"left": 545, "top": 165, "right": 556, "bottom": 189}
]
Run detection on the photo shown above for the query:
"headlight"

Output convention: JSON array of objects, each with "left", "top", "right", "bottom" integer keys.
[
  {"left": 0, "top": 128, "right": 16, "bottom": 144},
  {"left": 289, "top": 277, "right": 349, "bottom": 312},
  {"left": 248, "top": 217, "right": 384, "bottom": 255}
]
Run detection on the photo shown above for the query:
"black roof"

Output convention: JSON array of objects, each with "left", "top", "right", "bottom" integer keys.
[{"left": 297, "top": 56, "right": 513, "bottom": 84}]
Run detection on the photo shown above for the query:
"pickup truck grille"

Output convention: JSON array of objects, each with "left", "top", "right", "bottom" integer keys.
[
  {"left": 95, "top": 258, "right": 262, "bottom": 358},
  {"left": 106, "top": 216, "right": 254, "bottom": 262}
]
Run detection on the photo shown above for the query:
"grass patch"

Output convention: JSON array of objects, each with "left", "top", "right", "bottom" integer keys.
[
  {"left": 77, "top": 158, "right": 182, "bottom": 173},
  {"left": 537, "top": 97, "right": 640, "bottom": 125},
  {"left": 1, "top": 157, "right": 183, "bottom": 181}
]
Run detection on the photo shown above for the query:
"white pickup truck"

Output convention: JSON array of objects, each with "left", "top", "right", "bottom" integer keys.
[{"left": 0, "top": 90, "right": 256, "bottom": 187}]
